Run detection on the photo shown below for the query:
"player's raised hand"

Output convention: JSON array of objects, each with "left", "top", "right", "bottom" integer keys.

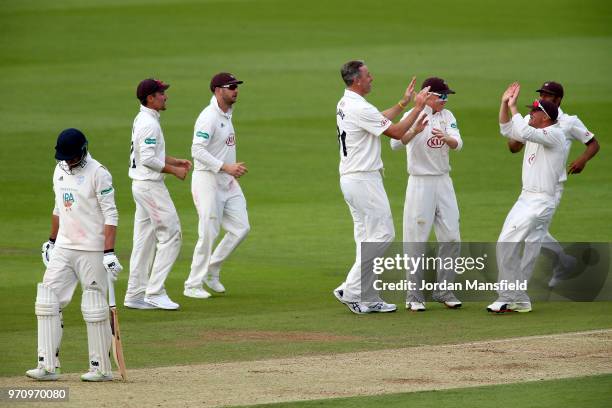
[
  {"left": 414, "top": 86, "right": 431, "bottom": 110},
  {"left": 508, "top": 83, "right": 520, "bottom": 107},
  {"left": 414, "top": 113, "right": 429, "bottom": 134},
  {"left": 222, "top": 162, "right": 248, "bottom": 178},
  {"left": 403, "top": 76, "right": 417, "bottom": 104},
  {"left": 502, "top": 82, "right": 519, "bottom": 103}
]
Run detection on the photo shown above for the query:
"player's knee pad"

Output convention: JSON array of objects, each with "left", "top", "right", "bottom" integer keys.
[
  {"left": 81, "top": 289, "right": 112, "bottom": 374},
  {"left": 35, "top": 283, "right": 62, "bottom": 371}
]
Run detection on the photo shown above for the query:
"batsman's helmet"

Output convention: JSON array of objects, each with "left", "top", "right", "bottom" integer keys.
[{"left": 55, "top": 128, "right": 88, "bottom": 172}]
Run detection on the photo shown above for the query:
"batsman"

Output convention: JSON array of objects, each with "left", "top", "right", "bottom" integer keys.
[{"left": 27, "top": 128, "right": 122, "bottom": 382}]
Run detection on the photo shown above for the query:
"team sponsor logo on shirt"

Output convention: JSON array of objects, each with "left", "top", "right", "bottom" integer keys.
[
  {"left": 196, "top": 131, "right": 210, "bottom": 139},
  {"left": 528, "top": 153, "right": 536, "bottom": 165},
  {"left": 585, "top": 131, "right": 591, "bottom": 137},
  {"left": 426, "top": 136, "right": 445, "bottom": 148},
  {"left": 450, "top": 122, "right": 458, "bottom": 129},
  {"left": 100, "top": 186, "right": 114, "bottom": 195},
  {"left": 63, "top": 192, "right": 75, "bottom": 210},
  {"left": 226, "top": 134, "right": 236, "bottom": 146},
  {"left": 144, "top": 138, "right": 157, "bottom": 145},
  {"left": 381, "top": 118, "right": 390, "bottom": 127}
]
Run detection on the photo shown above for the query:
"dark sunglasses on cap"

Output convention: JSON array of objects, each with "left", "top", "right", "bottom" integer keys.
[
  {"left": 530, "top": 100, "right": 551, "bottom": 119},
  {"left": 430, "top": 92, "right": 448, "bottom": 101},
  {"left": 220, "top": 84, "right": 239, "bottom": 90}
]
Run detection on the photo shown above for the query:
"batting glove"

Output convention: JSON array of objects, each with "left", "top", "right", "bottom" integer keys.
[
  {"left": 103, "top": 251, "right": 123, "bottom": 281},
  {"left": 41, "top": 240, "right": 55, "bottom": 267}
]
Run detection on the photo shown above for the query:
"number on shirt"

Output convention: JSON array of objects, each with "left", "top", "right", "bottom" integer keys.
[
  {"left": 129, "top": 141, "right": 136, "bottom": 169},
  {"left": 337, "top": 126, "right": 347, "bottom": 157}
]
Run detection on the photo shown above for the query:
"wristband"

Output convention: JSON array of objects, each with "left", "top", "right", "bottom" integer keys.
[
  {"left": 49, "top": 237, "right": 56, "bottom": 244},
  {"left": 104, "top": 249, "right": 115, "bottom": 254},
  {"left": 398, "top": 100, "right": 406, "bottom": 109}
]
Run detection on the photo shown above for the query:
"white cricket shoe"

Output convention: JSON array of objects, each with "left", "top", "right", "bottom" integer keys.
[
  {"left": 548, "top": 253, "right": 577, "bottom": 287},
  {"left": 345, "top": 301, "right": 370, "bottom": 315},
  {"left": 145, "top": 294, "right": 180, "bottom": 309},
  {"left": 487, "top": 301, "right": 511, "bottom": 313},
  {"left": 26, "top": 367, "right": 60, "bottom": 381},
  {"left": 367, "top": 302, "right": 397, "bottom": 313},
  {"left": 124, "top": 298, "right": 158, "bottom": 309},
  {"left": 81, "top": 368, "right": 112, "bottom": 382},
  {"left": 205, "top": 278, "right": 226, "bottom": 293},
  {"left": 406, "top": 301, "right": 426, "bottom": 312},
  {"left": 183, "top": 287, "right": 211, "bottom": 299},
  {"left": 433, "top": 294, "right": 462, "bottom": 309}
]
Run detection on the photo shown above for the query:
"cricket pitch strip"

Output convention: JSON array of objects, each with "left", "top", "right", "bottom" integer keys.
[{"left": 2, "top": 329, "right": 611, "bottom": 407}]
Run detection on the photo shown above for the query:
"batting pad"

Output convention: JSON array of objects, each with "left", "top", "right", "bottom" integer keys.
[
  {"left": 34, "top": 283, "right": 61, "bottom": 372},
  {"left": 81, "top": 289, "right": 112, "bottom": 375}
]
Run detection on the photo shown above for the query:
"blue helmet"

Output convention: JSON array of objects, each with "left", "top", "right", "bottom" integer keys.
[{"left": 55, "top": 129, "right": 88, "bottom": 173}]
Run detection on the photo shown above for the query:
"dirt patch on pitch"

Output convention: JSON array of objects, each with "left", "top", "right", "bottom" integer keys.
[{"left": 3, "top": 329, "right": 611, "bottom": 408}]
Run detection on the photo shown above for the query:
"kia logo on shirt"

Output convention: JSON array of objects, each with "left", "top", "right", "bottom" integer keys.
[
  {"left": 226, "top": 134, "right": 236, "bottom": 146},
  {"left": 426, "top": 136, "right": 444, "bottom": 148}
]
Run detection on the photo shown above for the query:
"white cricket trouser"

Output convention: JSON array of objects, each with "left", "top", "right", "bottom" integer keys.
[
  {"left": 339, "top": 172, "right": 395, "bottom": 303},
  {"left": 541, "top": 185, "right": 564, "bottom": 255},
  {"left": 126, "top": 179, "right": 182, "bottom": 300},
  {"left": 404, "top": 174, "right": 461, "bottom": 303},
  {"left": 495, "top": 191, "right": 556, "bottom": 303},
  {"left": 185, "top": 171, "right": 250, "bottom": 289},
  {"left": 43, "top": 247, "right": 108, "bottom": 306}
]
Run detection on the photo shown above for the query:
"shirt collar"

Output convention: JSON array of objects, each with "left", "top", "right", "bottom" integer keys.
[
  {"left": 210, "top": 95, "right": 233, "bottom": 119},
  {"left": 344, "top": 89, "right": 367, "bottom": 103},
  {"left": 140, "top": 105, "right": 160, "bottom": 121}
]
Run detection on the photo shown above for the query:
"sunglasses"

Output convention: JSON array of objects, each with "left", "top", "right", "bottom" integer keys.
[
  {"left": 220, "top": 84, "right": 239, "bottom": 90},
  {"left": 530, "top": 100, "right": 550, "bottom": 119},
  {"left": 430, "top": 92, "right": 448, "bottom": 101}
]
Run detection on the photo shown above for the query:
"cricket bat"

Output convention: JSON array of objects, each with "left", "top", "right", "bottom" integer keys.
[{"left": 108, "top": 275, "right": 127, "bottom": 380}]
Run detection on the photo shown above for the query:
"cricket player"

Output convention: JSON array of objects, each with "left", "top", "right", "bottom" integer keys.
[
  {"left": 333, "top": 60, "right": 432, "bottom": 315},
  {"left": 506, "top": 81, "right": 600, "bottom": 287},
  {"left": 184, "top": 72, "right": 250, "bottom": 298},
  {"left": 390, "top": 77, "right": 463, "bottom": 312},
  {"left": 488, "top": 83, "right": 566, "bottom": 313},
  {"left": 124, "top": 78, "right": 192, "bottom": 310},
  {"left": 28, "top": 128, "right": 122, "bottom": 382}
]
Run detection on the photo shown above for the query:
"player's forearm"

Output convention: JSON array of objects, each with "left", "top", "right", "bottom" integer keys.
[
  {"left": 507, "top": 139, "right": 524, "bottom": 153},
  {"left": 103, "top": 225, "right": 117, "bottom": 252},
  {"left": 580, "top": 138, "right": 600, "bottom": 162},
  {"left": 499, "top": 101, "right": 511, "bottom": 124},
  {"left": 49, "top": 215, "right": 59, "bottom": 241},
  {"left": 165, "top": 156, "right": 179, "bottom": 165},
  {"left": 382, "top": 99, "right": 409, "bottom": 120},
  {"left": 386, "top": 107, "right": 424, "bottom": 140},
  {"left": 444, "top": 136, "right": 459, "bottom": 149}
]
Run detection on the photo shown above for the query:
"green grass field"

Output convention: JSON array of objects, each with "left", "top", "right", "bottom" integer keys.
[{"left": 1, "top": 0, "right": 611, "bottom": 406}]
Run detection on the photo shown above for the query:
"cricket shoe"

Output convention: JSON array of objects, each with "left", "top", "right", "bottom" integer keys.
[
  {"left": 432, "top": 294, "right": 462, "bottom": 309},
  {"left": 26, "top": 367, "right": 60, "bottom": 381},
  {"left": 204, "top": 278, "right": 226, "bottom": 293},
  {"left": 406, "top": 301, "right": 426, "bottom": 312},
  {"left": 487, "top": 301, "right": 513, "bottom": 313},
  {"left": 183, "top": 287, "right": 211, "bottom": 299},
  {"left": 124, "top": 298, "right": 158, "bottom": 309},
  {"left": 548, "top": 253, "right": 577, "bottom": 288},
  {"left": 366, "top": 302, "right": 397, "bottom": 313},
  {"left": 345, "top": 301, "right": 371, "bottom": 315},
  {"left": 81, "top": 368, "right": 112, "bottom": 382},
  {"left": 145, "top": 294, "right": 180, "bottom": 310}
]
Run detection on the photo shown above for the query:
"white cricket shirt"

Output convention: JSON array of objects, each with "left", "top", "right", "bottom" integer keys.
[
  {"left": 129, "top": 105, "right": 166, "bottom": 181},
  {"left": 390, "top": 105, "right": 463, "bottom": 175},
  {"left": 336, "top": 89, "right": 391, "bottom": 175},
  {"left": 53, "top": 154, "right": 118, "bottom": 251},
  {"left": 192, "top": 95, "right": 237, "bottom": 187},
  {"left": 500, "top": 114, "right": 566, "bottom": 196},
  {"left": 523, "top": 108, "right": 595, "bottom": 184}
]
